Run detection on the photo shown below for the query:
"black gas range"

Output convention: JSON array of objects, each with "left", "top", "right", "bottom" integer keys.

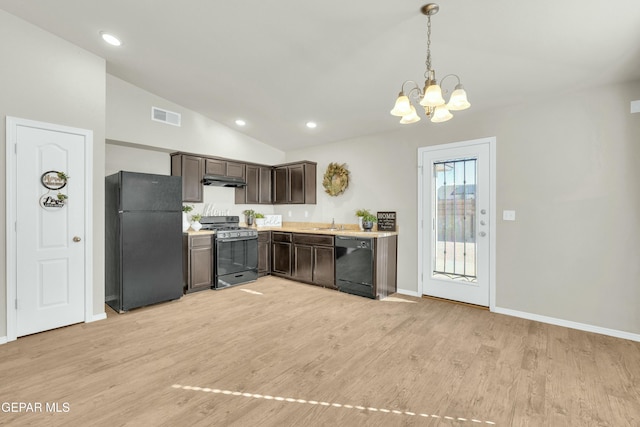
[{"left": 199, "top": 216, "right": 258, "bottom": 289}]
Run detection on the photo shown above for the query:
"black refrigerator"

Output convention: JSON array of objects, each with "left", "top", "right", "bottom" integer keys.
[{"left": 105, "top": 171, "right": 183, "bottom": 312}]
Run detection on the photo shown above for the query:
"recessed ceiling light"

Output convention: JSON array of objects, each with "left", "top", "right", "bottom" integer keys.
[
  {"left": 235, "top": 119, "right": 246, "bottom": 126},
  {"left": 100, "top": 32, "right": 122, "bottom": 47},
  {"left": 306, "top": 121, "right": 317, "bottom": 129}
]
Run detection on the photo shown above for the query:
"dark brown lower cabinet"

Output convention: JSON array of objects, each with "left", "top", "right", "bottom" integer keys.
[
  {"left": 313, "top": 245, "right": 336, "bottom": 289},
  {"left": 183, "top": 234, "right": 213, "bottom": 293},
  {"left": 293, "top": 244, "right": 313, "bottom": 283},
  {"left": 268, "top": 231, "right": 394, "bottom": 298},
  {"left": 292, "top": 233, "right": 335, "bottom": 289},
  {"left": 271, "top": 232, "right": 292, "bottom": 276},
  {"left": 258, "top": 231, "right": 271, "bottom": 277}
]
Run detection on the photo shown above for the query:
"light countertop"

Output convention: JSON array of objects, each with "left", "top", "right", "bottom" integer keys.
[
  {"left": 183, "top": 222, "right": 398, "bottom": 238},
  {"left": 255, "top": 222, "right": 398, "bottom": 238}
]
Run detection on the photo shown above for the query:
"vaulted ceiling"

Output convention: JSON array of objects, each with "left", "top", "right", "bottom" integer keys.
[{"left": 2, "top": 0, "right": 640, "bottom": 151}]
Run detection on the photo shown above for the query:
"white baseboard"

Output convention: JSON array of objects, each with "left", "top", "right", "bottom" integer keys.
[
  {"left": 396, "top": 289, "right": 420, "bottom": 298},
  {"left": 87, "top": 312, "right": 107, "bottom": 323},
  {"left": 0, "top": 336, "right": 7, "bottom": 345},
  {"left": 493, "top": 307, "right": 640, "bottom": 342}
]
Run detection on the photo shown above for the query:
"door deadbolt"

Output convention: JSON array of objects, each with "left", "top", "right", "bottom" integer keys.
[
  {"left": 479, "top": 231, "right": 487, "bottom": 237},
  {"left": 73, "top": 236, "right": 82, "bottom": 242}
]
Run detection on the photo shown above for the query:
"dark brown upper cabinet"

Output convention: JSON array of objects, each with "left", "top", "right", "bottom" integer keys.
[
  {"left": 235, "top": 164, "right": 272, "bottom": 205},
  {"left": 171, "top": 154, "right": 203, "bottom": 202},
  {"left": 205, "top": 158, "right": 245, "bottom": 179},
  {"left": 273, "top": 162, "right": 316, "bottom": 205},
  {"left": 171, "top": 152, "right": 315, "bottom": 205}
]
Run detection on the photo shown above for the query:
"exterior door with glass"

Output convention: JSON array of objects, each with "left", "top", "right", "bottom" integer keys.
[{"left": 419, "top": 138, "right": 494, "bottom": 307}]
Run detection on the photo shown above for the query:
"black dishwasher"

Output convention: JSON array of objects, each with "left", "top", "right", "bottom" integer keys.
[{"left": 335, "top": 236, "right": 374, "bottom": 299}]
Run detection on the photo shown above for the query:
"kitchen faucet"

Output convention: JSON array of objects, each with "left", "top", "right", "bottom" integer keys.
[{"left": 331, "top": 218, "right": 335, "bottom": 229}]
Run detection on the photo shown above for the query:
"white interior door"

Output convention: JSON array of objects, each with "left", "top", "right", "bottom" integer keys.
[
  {"left": 419, "top": 138, "right": 495, "bottom": 307},
  {"left": 11, "top": 119, "right": 88, "bottom": 337}
]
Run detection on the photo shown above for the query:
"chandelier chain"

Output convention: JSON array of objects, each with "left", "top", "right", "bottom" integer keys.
[{"left": 424, "top": 14, "right": 432, "bottom": 79}]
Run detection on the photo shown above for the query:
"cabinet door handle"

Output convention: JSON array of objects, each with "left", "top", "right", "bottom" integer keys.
[{"left": 73, "top": 236, "right": 82, "bottom": 242}]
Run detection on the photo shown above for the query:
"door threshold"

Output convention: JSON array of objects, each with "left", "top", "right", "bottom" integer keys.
[{"left": 421, "top": 295, "right": 489, "bottom": 310}]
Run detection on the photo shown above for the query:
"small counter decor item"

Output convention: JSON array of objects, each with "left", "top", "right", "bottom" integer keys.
[
  {"left": 255, "top": 212, "right": 265, "bottom": 227},
  {"left": 323, "top": 162, "right": 349, "bottom": 196},
  {"left": 243, "top": 209, "right": 256, "bottom": 226},
  {"left": 182, "top": 205, "right": 194, "bottom": 231},
  {"left": 356, "top": 209, "right": 377, "bottom": 230},
  {"left": 190, "top": 213, "right": 202, "bottom": 231},
  {"left": 376, "top": 211, "right": 397, "bottom": 232},
  {"left": 361, "top": 213, "right": 377, "bottom": 232}
]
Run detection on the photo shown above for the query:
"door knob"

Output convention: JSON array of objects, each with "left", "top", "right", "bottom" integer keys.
[
  {"left": 479, "top": 231, "right": 487, "bottom": 237},
  {"left": 73, "top": 236, "right": 82, "bottom": 242}
]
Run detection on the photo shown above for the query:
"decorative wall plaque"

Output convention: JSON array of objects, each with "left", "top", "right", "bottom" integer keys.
[
  {"left": 40, "top": 171, "right": 69, "bottom": 210},
  {"left": 40, "top": 194, "right": 66, "bottom": 210},
  {"left": 376, "top": 211, "right": 397, "bottom": 232},
  {"left": 41, "top": 171, "right": 68, "bottom": 190}
]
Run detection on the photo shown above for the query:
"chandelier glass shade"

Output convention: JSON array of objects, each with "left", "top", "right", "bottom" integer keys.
[{"left": 390, "top": 4, "right": 470, "bottom": 124}]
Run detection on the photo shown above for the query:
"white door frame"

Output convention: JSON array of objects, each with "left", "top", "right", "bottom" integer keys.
[
  {"left": 417, "top": 137, "right": 497, "bottom": 311},
  {"left": 5, "top": 116, "right": 94, "bottom": 342}
]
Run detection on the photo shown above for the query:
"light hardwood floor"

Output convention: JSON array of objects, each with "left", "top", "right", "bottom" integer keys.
[{"left": 1, "top": 276, "right": 639, "bottom": 426}]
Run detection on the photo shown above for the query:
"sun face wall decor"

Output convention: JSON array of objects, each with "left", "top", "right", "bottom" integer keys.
[{"left": 323, "top": 163, "right": 350, "bottom": 197}]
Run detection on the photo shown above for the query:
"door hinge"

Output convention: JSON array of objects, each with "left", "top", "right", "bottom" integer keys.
[
  {"left": 15, "top": 299, "right": 18, "bottom": 310},
  {"left": 14, "top": 144, "right": 17, "bottom": 154},
  {"left": 15, "top": 221, "right": 17, "bottom": 232}
]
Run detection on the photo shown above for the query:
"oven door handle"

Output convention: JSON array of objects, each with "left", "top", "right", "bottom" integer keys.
[{"left": 217, "top": 236, "right": 258, "bottom": 243}]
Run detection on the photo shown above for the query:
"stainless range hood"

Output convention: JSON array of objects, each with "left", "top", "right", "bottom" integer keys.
[{"left": 202, "top": 174, "right": 247, "bottom": 188}]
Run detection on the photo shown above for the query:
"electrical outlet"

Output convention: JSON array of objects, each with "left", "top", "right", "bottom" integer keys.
[
  {"left": 631, "top": 100, "right": 640, "bottom": 114},
  {"left": 503, "top": 210, "right": 516, "bottom": 221}
]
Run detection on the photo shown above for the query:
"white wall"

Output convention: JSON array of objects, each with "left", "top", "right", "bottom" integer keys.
[
  {"left": 106, "top": 75, "right": 285, "bottom": 165},
  {"left": 106, "top": 141, "right": 275, "bottom": 220},
  {"left": 0, "top": 10, "right": 107, "bottom": 337},
  {"left": 105, "top": 76, "right": 284, "bottom": 219},
  {"left": 284, "top": 80, "right": 640, "bottom": 336}
]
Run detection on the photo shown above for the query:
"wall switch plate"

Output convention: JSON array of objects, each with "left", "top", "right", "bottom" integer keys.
[
  {"left": 503, "top": 210, "right": 516, "bottom": 221},
  {"left": 631, "top": 100, "right": 640, "bottom": 114}
]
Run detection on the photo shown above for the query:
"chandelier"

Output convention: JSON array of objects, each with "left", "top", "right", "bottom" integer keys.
[{"left": 390, "top": 3, "right": 470, "bottom": 124}]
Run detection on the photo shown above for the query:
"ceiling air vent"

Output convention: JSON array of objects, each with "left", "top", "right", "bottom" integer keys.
[{"left": 151, "top": 107, "right": 181, "bottom": 127}]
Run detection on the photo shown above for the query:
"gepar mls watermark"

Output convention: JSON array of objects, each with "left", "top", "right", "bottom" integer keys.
[{"left": 2, "top": 402, "right": 70, "bottom": 413}]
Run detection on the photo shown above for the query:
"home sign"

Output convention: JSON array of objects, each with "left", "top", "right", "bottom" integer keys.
[{"left": 376, "top": 211, "right": 396, "bottom": 232}]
